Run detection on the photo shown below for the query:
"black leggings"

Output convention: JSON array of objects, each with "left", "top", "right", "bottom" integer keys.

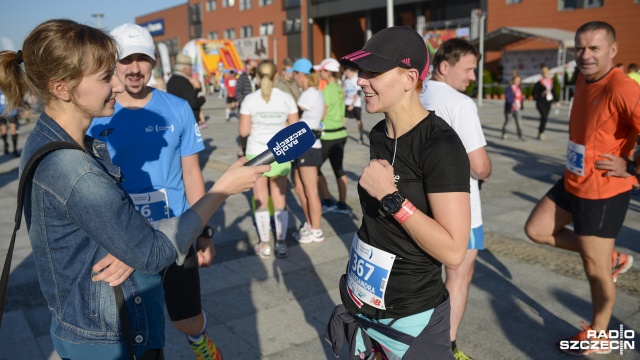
[
  {"left": 536, "top": 100, "right": 552, "bottom": 134},
  {"left": 319, "top": 137, "right": 347, "bottom": 178}
]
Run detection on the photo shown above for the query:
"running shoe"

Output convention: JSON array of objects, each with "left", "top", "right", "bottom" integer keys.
[
  {"left": 322, "top": 203, "right": 337, "bottom": 214},
  {"left": 453, "top": 347, "right": 474, "bottom": 360},
  {"left": 189, "top": 332, "right": 223, "bottom": 360},
  {"left": 275, "top": 240, "right": 288, "bottom": 258},
  {"left": 292, "top": 222, "right": 311, "bottom": 241},
  {"left": 559, "top": 321, "right": 610, "bottom": 355},
  {"left": 612, "top": 250, "right": 633, "bottom": 282},
  {"left": 297, "top": 229, "right": 325, "bottom": 244},
  {"left": 254, "top": 243, "right": 272, "bottom": 259},
  {"left": 334, "top": 202, "right": 350, "bottom": 214}
]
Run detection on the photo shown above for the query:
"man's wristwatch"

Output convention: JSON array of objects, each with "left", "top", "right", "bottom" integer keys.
[
  {"left": 201, "top": 225, "right": 214, "bottom": 238},
  {"left": 380, "top": 191, "right": 406, "bottom": 216}
]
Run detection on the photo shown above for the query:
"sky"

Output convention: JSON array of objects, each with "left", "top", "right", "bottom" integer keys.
[{"left": 0, "top": 0, "right": 186, "bottom": 51}]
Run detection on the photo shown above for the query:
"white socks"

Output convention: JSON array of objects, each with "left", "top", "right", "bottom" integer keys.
[
  {"left": 255, "top": 210, "right": 271, "bottom": 243},
  {"left": 274, "top": 209, "right": 288, "bottom": 241}
]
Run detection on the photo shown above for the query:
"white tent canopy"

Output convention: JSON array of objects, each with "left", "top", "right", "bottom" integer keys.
[
  {"left": 472, "top": 26, "right": 575, "bottom": 75},
  {"left": 475, "top": 26, "right": 575, "bottom": 51}
]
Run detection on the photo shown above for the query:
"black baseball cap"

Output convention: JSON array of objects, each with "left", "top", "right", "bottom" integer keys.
[{"left": 340, "top": 26, "right": 430, "bottom": 80}]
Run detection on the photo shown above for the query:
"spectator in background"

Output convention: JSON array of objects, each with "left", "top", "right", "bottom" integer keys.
[
  {"left": 628, "top": 63, "right": 640, "bottom": 85},
  {"left": 288, "top": 58, "right": 326, "bottom": 245},
  {"left": 236, "top": 59, "right": 257, "bottom": 108},
  {"left": 225, "top": 70, "right": 237, "bottom": 121},
  {"left": 239, "top": 60, "right": 299, "bottom": 258},
  {"left": 501, "top": 75, "right": 525, "bottom": 142},
  {"left": 166, "top": 54, "right": 207, "bottom": 127},
  {"left": 533, "top": 66, "right": 558, "bottom": 141},
  {"left": 315, "top": 58, "right": 348, "bottom": 214},
  {"left": 275, "top": 58, "right": 301, "bottom": 103},
  {"left": 0, "top": 89, "right": 20, "bottom": 156},
  {"left": 343, "top": 65, "right": 365, "bottom": 144}
]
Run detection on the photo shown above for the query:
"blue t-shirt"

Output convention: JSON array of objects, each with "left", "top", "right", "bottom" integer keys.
[
  {"left": 89, "top": 89, "right": 204, "bottom": 224},
  {"left": 0, "top": 90, "right": 19, "bottom": 117}
]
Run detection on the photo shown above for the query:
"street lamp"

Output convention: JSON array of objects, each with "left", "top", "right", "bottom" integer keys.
[{"left": 92, "top": 13, "right": 104, "bottom": 29}]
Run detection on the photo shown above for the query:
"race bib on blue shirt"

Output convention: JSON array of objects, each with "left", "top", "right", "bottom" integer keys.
[{"left": 130, "top": 189, "right": 170, "bottom": 228}]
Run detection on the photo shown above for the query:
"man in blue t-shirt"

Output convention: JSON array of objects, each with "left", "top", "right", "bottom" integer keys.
[{"left": 87, "top": 24, "right": 222, "bottom": 360}]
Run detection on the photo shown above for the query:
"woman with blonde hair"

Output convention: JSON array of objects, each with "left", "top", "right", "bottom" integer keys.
[
  {"left": 289, "top": 58, "right": 325, "bottom": 244},
  {"left": 327, "top": 27, "right": 471, "bottom": 360},
  {"left": 0, "top": 19, "right": 267, "bottom": 359},
  {"left": 239, "top": 60, "right": 299, "bottom": 258},
  {"left": 532, "top": 66, "right": 558, "bottom": 140}
]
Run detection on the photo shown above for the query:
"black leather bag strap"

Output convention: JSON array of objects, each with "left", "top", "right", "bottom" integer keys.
[{"left": 0, "top": 141, "right": 83, "bottom": 327}]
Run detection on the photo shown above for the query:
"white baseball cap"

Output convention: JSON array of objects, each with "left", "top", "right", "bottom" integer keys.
[
  {"left": 313, "top": 58, "right": 340, "bottom": 73},
  {"left": 110, "top": 23, "right": 156, "bottom": 61}
]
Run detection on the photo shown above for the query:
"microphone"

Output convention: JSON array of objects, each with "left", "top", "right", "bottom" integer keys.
[{"left": 245, "top": 121, "right": 316, "bottom": 166}]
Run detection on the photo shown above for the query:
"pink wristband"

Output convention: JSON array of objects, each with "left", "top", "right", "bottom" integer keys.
[{"left": 393, "top": 200, "right": 416, "bottom": 224}]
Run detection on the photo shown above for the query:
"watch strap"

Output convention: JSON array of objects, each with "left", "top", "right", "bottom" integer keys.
[{"left": 393, "top": 200, "right": 416, "bottom": 224}]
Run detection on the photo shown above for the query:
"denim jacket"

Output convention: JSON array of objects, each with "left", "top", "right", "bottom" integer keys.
[{"left": 19, "top": 113, "right": 202, "bottom": 345}]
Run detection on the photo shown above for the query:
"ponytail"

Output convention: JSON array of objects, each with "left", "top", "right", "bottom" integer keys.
[
  {"left": 257, "top": 60, "right": 277, "bottom": 103},
  {"left": 0, "top": 51, "right": 28, "bottom": 115}
]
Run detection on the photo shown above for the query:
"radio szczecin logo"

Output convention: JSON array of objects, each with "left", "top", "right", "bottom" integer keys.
[{"left": 558, "top": 325, "right": 635, "bottom": 355}]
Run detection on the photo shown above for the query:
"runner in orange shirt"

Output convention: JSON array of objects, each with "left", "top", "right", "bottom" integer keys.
[{"left": 524, "top": 21, "right": 639, "bottom": 356}]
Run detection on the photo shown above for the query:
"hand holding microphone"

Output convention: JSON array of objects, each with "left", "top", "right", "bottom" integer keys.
[{"left": 245, "top": 121, "right": 316, "bottom": 166}]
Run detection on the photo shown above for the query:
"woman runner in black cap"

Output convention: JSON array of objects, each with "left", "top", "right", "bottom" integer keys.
[{"left": 325, "top": 26, "right": 471, "bottom": 360}]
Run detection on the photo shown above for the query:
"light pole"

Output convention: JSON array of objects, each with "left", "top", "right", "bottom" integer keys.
[{"left": 92, "top": 13, "right": 104, "bottom": 29}]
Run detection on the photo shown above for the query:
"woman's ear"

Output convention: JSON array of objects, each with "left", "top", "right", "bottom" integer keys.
[
  {"left": 49, "top": 80, "right": 71, "bottom": 102},
  {"left": 404, "top": 68, "right": 419, "bottom": 92}
]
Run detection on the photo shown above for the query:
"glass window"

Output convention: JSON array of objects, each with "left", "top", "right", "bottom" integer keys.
[
  {"left": 224, "top": 28, "right": 236, "bottom": 39},
  {"left": 559, "top": 0, "right": 603, "bottom": 10},
  {"left": 222, "top": 0, "right": 235, "bottom": 8},
  {"left": 206, "top": 0, "right": 217, "bottom": 11},
  {"left": 260, "top": 22, "right": 274, "bottom": 36},
  {"left": 241, "top": 26, "right": 253, "bottom": 38},
  {"left": 259, "top": 0, "right": 273, "bottom": 5},
  {"left": 506, "top": 0, "right": 522, "bottom": 3},
  {"left": 208, "top": 31, "right": 219, "bottom": 40},
  {"left": 239, "top": 0, "right": 252, "bottom": 10}
]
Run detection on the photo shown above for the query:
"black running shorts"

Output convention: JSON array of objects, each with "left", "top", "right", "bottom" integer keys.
[{"left": 546, "top": 177, "right": 631, "bottom": 238}]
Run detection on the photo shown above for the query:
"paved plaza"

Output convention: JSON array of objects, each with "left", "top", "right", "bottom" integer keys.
[{"left": 0, "top": 94, "right": 638, "bottom": 359}]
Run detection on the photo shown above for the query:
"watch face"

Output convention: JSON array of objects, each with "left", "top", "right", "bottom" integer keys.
[{"left": 381, "top": 194, "right": 401, "bottom": 215}]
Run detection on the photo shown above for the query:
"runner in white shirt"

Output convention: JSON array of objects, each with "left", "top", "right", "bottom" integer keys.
[
  {"left": 343, "top": 66, "right": 365, "bottom": 143},
  {"left": 420, "top": 38, "right": 492, "bottom": 360},
  {"left": 239, "top": 61, "right": 299, "bottom": 258},
  {"left": 288, "top": 58, "right": 326, "bottom": 244}
]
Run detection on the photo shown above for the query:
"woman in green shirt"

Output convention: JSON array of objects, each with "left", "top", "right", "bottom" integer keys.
[{"left": 314, "top": 58, "right": 349, "bottom": 214}]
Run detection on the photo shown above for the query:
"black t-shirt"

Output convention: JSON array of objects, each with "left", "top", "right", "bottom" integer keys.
[{"left": 355, "top": 112, "right": 470, "bottom": 318}]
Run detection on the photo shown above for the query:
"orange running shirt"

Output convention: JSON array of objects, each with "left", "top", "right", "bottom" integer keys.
[{"left": 564, "top": 68, "right": 640, "bottom": 199}]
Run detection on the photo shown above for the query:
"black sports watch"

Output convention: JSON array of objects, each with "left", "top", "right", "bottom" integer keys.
[
  {"left": 200, "top": 225, "right": 214, "bottom": 238},
  {"left": 380, "top": 191, "right": 406, "bottom": 216}
]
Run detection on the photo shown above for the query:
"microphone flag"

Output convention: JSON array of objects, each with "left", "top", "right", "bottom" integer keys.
[{"left": 245, "top": 121, "right": 315, "bottom": 166}]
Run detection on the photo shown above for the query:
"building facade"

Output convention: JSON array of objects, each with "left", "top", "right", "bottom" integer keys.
[
  {"left": 487, "top": 0, "right": 640, "bottom": 75},
  {"left": 136, "top": 0, "right": 639, "bottom": 79},
  {"left": 137, "top": 0, "right": 485, "bottom": 68}
]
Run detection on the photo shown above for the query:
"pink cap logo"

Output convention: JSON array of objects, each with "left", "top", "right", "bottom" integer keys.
[{"left": 401, "top": 58, "right": 411, "bottom": 66}]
